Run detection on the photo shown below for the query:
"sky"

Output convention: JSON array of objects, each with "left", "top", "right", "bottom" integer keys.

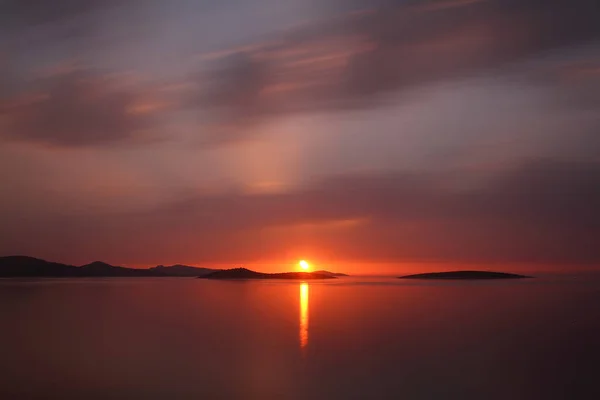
[{"left": 0, "top": 0, "right": 599, "bottom": 272}]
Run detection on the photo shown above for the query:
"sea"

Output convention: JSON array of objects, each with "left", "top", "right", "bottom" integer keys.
[{"left": 1, "top": 274, "right": 599, "bottom": 399}]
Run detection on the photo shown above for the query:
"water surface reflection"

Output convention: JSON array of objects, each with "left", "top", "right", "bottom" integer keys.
[
  {"left": 299, "top": 283, "right": 309, "bottom": 351},
  {"left": 2, "top": 277, "right": 600, "bottom": 399}
]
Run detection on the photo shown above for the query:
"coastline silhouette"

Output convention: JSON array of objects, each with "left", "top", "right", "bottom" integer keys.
[
  {"left": 0, "top": 256, "right": 216, "bottom": 278},
  {"left": 200, "top": 267, "right": 338, "bottom": 280},
  {"left": 0, "top": 256, "right": 344, "bottom": 279}
]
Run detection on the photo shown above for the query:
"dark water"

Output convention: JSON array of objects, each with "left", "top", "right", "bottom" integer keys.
[{"left": 1, "top": 275, "right": 599, "bottom": 399}]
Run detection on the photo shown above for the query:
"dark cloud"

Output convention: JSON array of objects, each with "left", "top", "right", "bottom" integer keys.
[
  {"left": 198, "top": 52, "right": 272, "bottom": 128},
  {"left": 0, "top": 0, "right": 136, "bottom": 61},
  {"left": 557, "top": 61, "right": 600, "bottom": 111},
  {"left": 197, "top": 0, "right": 600, "bottom": 131},
  {"left": 0, "top": 69, "right": 158, "bottom": 147},
  {"left": 3, "top": 158, "right": 599, "bottom": 265},
  {"left": 0, "top": 0, "right": 120, "bottom": 26}
]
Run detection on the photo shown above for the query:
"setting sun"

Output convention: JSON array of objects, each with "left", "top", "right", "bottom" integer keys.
[{"left": 299, "top": 260, "right": 310, "bottom": 271}]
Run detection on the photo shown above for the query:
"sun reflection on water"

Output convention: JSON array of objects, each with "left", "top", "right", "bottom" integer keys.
[{"left": 299, "top": 283, "right": 309, "bottom": 351}]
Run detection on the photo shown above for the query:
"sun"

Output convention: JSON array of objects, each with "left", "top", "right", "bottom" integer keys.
[{"left": 299, "top": 260, "right": 310, "bottom": 271}]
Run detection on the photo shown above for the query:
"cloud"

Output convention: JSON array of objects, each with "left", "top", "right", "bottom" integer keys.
[
  {"left": 195, "top": 0, "right": 600, "bottom": 134},
  {"left": 3, "top": 158, "right": 599, "bottom": 265},
  {"left": 0, "top": 0, "right": 119, "bottom": 26},
  {"left": 0, "top": 69, "right": 162, "bottom": 147},
  {"left": 198, "top": 52, "right": 272, "bottom": 122}
]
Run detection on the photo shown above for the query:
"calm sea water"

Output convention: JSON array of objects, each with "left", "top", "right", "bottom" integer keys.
[{"left": 1, "top": 275, "right": 599, "bottom": 399}]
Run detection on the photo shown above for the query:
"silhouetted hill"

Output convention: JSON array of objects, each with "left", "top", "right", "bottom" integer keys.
[
  {"left": 1, "top": 256, "right": 346, "bottom": 279},
  {"left": 150, "top": 264, "right": 217, "bottom": 277},
  {"left": 0, "top": 256, "right": 79, "bottom": 277},
  {"left": 200, "top": 267, "right": 337, "bottom": 280},
  {"left": 79, "top": 261, "right": 162, "bottom": 277},
  {"left": 398, "top": 271, "right": 531, "bottom": 280},
  {"left": 0, "top": 256, "right": 218, "bottom": 278},
  {"left": 312, "top": 270, "right": 349, "bottom": 277}
]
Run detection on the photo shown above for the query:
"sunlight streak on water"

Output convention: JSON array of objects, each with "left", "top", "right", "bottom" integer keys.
[{"left": 299, "top": 283, "right": 309, "bottom": 351}]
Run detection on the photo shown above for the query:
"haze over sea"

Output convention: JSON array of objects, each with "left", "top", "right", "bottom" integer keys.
[{"left": 2, "top": 273, "right": 599, "bottom": 399}]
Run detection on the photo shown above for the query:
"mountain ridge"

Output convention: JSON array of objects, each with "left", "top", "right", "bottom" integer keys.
[
  {"left": 0, "top": 256, "right": 214, "bottom": 277},
  {"left": 0, "top": 256, "right": 347, "bottom": 278}
]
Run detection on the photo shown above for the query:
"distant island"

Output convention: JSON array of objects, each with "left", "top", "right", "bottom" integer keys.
[
  {"left": 398, "top": 270, "right": 531, "bottom": 280},
  {"left": 200, "top": 267, "right": 338, "bottom": 280},
  {"left": 0, "top": 256, "right": 218, "bottom": 278},
  {"left": 312, "top": 270, "right": 348, "bottom": 277}
]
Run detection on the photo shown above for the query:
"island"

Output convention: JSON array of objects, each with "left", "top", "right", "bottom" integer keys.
[
  {"left": 398, "top": 270, "right": 531, "bottom": 280},
  {"left": 199, "top": 267, "right": 337, "bottom": 280},
  {"left": 312, "top": 270, "right": 349, "bottom": 277}
]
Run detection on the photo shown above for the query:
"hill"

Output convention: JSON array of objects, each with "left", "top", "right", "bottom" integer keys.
[
  {"left": 398, "top": 270, "right": 531, "bottom": 280},
  {"left": 0, "top": 256, "right": 80, "bottom": 277},
  {"left": 0, "top": 256, "right": 216, "bottom": 278},
  {"left": 312, "top": 270, "right": 349, "bottom": 277},
  {"left": 200, "top": 267, "right": 337, "bottom": 280},
  {"left": 149, "top": 264, "right": 217, "bottom": 277},
  {"left": 0, "top": 256, "right": 345, "bottom": 279},
  {"left": 79, "top": 261, "right": 163, "bottom": 277}
]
